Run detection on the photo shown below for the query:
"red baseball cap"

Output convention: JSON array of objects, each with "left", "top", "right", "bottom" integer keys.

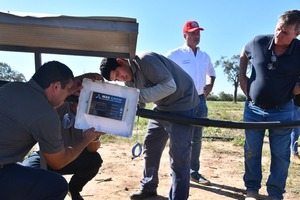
[{"left": 183, "top": 20, "right": 204, "bottom": 33}]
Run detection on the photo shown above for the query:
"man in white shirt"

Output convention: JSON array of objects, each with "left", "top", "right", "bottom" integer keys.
[{"left": 166, "top": 20, "right": 216, "bottom": 185}]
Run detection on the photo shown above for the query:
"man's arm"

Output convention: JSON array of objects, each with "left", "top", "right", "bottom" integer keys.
[
  {"left": 69, "top": 73, "right": 104, "bottom": 96},
  {"left": 136, "top": 54, "right": 178, "bottom": 103},
  {"left": 293, "top": 82, "right": 300, "bottom": 95},
  {"left": 86, "top": 132, "right": 105, "bottom": 152},
  {"left": 139, "top": 78, "right": 177, "bottom": 103},
  {"left": 204, "top": 76, "right": 216, "bottom": 96},
  {"left": 239, "top": 47, "right": 249, "bottom": 96},
  {"left": 41, "top": 128, "right": 103, "bottom": 170},
  {"left": 86, "top": 140, "right": 101, "bottom": 153},
  {"left": 75, "top": 73, "right": 104, "bottom": 83}
]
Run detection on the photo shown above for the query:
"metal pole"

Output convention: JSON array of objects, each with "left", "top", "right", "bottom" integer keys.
[{"left": 34, "top": 52, "right": 42, "bottom": 71}]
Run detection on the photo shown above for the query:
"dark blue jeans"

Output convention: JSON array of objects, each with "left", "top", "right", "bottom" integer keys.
[
  {"left": 190, "top": 95, "right": 208, "bottom": 176},
  {"left": 0, "top": 163, "right": 68, "bottom": 200},
  {"left": 243, "top": 100, "right": 293, "bottom": 199},
  {"left": 291, "top": 105, "right": 300, "bottom": 155},
  {"left": 140, "top": 107, "right": 196, "bottom": 200},
  {"left": 22, "top": 149, "right": 102, "bottom": 193}
]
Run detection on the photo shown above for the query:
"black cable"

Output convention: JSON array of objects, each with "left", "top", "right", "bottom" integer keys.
[{"left": 136, "top": 108, "right": 300, "bottom": 130}]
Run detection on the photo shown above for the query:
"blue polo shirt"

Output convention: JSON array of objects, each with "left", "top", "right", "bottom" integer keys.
[{"left": 245, "top": 34, "right": 300, "bottom": 108}]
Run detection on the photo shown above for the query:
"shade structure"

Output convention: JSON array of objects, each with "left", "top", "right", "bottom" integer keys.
[{"left": 0, "top": 11, "right": 138, "bottom": 60}]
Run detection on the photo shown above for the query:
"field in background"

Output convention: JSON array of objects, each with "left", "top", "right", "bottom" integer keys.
[
  {"left": 100, "top": 101, "right": 300, "bottom": 198},
  {"left": 204, "top": 101, "right": 244, "bottom": 140},
  {"left": 101, "top": 101, "right": 245, "bottom": 144}
]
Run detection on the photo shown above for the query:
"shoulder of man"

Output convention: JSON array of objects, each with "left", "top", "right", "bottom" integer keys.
[{"left": 252, "top": 34, "right": 273, "bottom": 42}]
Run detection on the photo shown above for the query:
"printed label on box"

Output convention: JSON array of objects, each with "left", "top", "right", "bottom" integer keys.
[{"left": 87, "top": 91, "right": 126, "bottom": 121}]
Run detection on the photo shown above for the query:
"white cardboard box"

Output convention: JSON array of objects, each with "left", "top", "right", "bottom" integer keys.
[{"left": 75, "top": 78, "right": 140, "bottom": 138}]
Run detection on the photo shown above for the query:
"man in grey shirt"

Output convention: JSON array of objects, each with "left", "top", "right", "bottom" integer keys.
[
  {"left": 22, "top": 101, "right": 104, "bottom": 200},
  {"left": 0, "top": 61, "right": 102, "bottom": 200},
  {"left": 100, "top": 51, "right": 199, "bottom": 200}
]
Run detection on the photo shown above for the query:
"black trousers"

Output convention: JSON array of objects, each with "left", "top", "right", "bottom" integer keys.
[{"left": 23, "top": 149, "right": 103, "bottom": 192}]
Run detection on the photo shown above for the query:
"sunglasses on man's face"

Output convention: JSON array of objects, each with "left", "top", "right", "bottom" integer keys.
[
  {"left": 267, "top": 51, "right": 277, "bottom": 71},
  {"left": 62, "top": 105, "right": 75, "bottom": 129}
]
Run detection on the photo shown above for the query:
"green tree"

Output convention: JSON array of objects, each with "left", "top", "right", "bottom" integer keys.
[
  {"left": 207, "top": 93, "right": 219, "bottom": 101},
  {"left": 0, "top": 62, "right": 26, "bottom": 82},
  {"left": 215, "top": 55, "right": 241, "bottom": 103},
  {"left": 237, "top": 93, "right": 247, "bottom": 102},
  {"left": 218, "top": 91, "right": 233, "bottom": 101}
]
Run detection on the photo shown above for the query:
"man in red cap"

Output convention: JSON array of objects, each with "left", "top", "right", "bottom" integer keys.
[{"left": 166, "top": 20, "right": 216, "bottom": 186}]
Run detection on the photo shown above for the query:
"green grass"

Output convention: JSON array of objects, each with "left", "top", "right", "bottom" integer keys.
[
  {"left": 204, "top": 101, "right": 244, "bottom": 141},
  {"left": 101, "top": 101, "right": 246, "bottom": 144}
]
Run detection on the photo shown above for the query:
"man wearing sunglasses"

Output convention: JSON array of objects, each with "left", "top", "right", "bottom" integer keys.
[{"left": 239, "top": 10, "right": 300, "bottom": 200}]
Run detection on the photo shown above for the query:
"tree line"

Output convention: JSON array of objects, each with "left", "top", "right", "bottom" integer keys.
[
  {"left": 207, "top": 91, "right": 246, "bottom": 102},
  {"left": 0, "top": 62, "right": 26, "bottom": 82},
  {"left": 1, "top": 57, "right": 247, "bottom": 102}
]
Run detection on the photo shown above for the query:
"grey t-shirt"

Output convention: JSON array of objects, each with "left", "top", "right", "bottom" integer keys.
[
  {"left": 0, "top": 80, "right": 64, "bottom": 165},
  {"left": 126, "top": 51, "right": 199, "bottom": 112},
  {"left": 56, "top": 102, "right": 83, "bottom": 147}
]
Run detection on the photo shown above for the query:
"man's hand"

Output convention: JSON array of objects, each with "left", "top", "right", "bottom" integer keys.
[
  {"left": 82, "top": 128, "right": 106, "bottom": 143},
  {"left": 69, "top": 73, "right": 104, "bottom": 96},
  {"left": 68, "top": 84, "right": 83, "bottom": 96},
  {"left": 204, "top": 84, "right": 213, "bottom": 96},
  {"left": 42, "top": 128, "right": 105, "bottom": 170},
  {"left": 86, "top": 131, "right": 106, "bottom": 152},
  {"left": 75, "top": 73, "right": 104, "bottom": 84},
  {"left": 204, "top": 76, "right": 215, "bottom": 97}
]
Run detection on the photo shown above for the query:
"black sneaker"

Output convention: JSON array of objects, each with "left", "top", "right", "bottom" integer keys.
[
  {"left": 245, "top": 191, "right": 259, "bottom": 200},
  {"left": 130, "top": 189, "right": 157, "bottom": 200},
  {"left": 190, "top": 173, "right": 210, "bottom": 185},
  {"left": 68, "top": 191, "right": 84, "bottom": 200}
]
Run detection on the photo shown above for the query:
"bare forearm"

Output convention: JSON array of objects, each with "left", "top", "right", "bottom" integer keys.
[
  {"left": 209, "top": 76, "right": 215, "bottom": 86},
  {"left": 204, "top": 76, "right": 216, "bottom": 96},
  {"left": 42, "top": 128, "right": 102, "bottom": 170},
  {"left": 239, "top": 48, "right": 249, "bottom": 95},
  {"left": 43, "top": 137, "right": 92, "bottom": 170},
  {"left": 239, "top": 54, "right": 248, "bottom": 79},
  {"left": 64, "top": 138, "right": 92, "bottom": 161},
  {"left": 293, "top": 82, "right": 300, "bottom": 95},
  {"left": 86, "top": 140, "right": 101, "bottom": 152}
]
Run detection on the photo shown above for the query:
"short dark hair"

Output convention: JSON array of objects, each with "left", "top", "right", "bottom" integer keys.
[
  {"left": 99, "top": 58, "right": 120, "bottom": 81},
  {"left": 32, "top": 61, "right": 74, "bottom": 89},
  {"left": 279, "top": 10, "right": 300, "bottom": 32}
]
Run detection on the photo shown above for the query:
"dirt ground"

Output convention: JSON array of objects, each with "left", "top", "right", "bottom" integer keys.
[{"left": 64, "top": 141, "right": 298, "bottom": 200}]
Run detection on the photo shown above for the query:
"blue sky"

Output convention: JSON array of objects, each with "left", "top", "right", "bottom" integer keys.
[{"left": 1, "top": 0, "right": 299, "bottom": 95}]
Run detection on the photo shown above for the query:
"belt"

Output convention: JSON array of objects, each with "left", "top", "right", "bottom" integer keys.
[
  {"left": 0, "top": 164, "right": 4, "bottom": 169},
  {"left": 199, "top": 94, "right": 204, "bottom": 97},
  {"left": 248, "top": 99, "right": 280, "bottom": 109}
]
